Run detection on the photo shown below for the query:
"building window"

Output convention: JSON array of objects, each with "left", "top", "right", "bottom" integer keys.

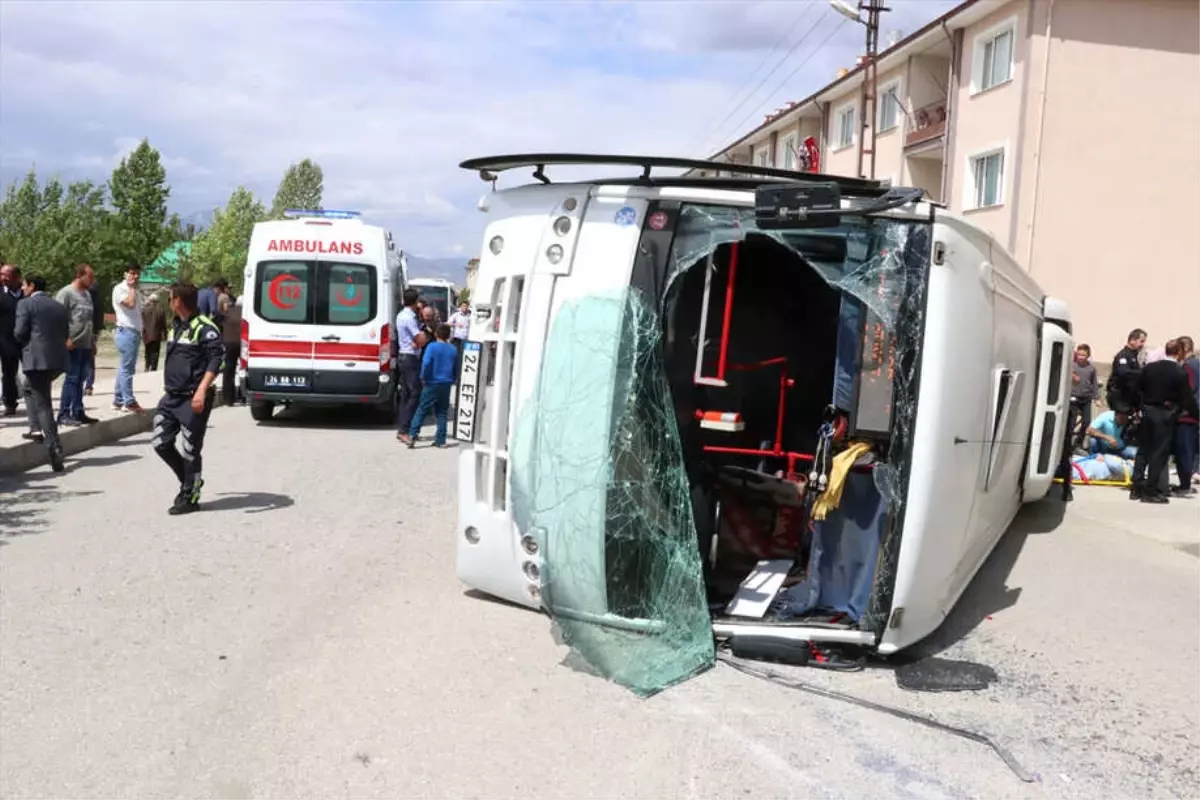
[
  {"left": 835, "top": 105, "right": 856, "bottom": 149},
  {"left": 972, "top": 17, "right": 1016, "bottom": 93},
  {"left": 878, "top": 83, "right": 901, "bottom": 132},
  {"left": 969, "top": 149, "right": 1005, "bottom": 209},
  {"left": 756, "top": 149, "right": 770, "bottom": 167},
  {"left": 780, "top": 134, "right": 797, "bottom": 170}
]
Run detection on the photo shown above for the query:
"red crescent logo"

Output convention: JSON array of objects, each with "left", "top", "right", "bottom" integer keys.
[
  {"left": 334, "top": 275, "right": 364, "bottom": 307},
  {"left": 268, "top": 273, "right": 302, "bottom": 309}
]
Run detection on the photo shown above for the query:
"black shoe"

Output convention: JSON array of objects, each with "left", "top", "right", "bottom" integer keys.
[
  {"left": 49, "top": 449, "right": 65, "bottom": 473},
  {"left": 1129, "top": 486, "right": 1143, "bottom": 501},
  {"left": 1141, "top": 494, "right": 1169, "bottom": 505},
  {"left": 78, "top": 414, "right": 99, "bottom": 425},
  {"left": 168, "top": 496, "right": 200, "bottom": 515},
  {"left": 22, "top": 431, "right": 43, "bottom": 442}
]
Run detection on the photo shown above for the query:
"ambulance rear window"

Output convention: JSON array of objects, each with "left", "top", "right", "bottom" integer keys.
[{"left": 255, "top": 260, "right": 376, "bottom": 325}]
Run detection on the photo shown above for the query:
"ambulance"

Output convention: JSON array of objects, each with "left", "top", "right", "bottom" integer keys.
[{"left": 239, "top": 209, "right": 407, "bottom": 421}]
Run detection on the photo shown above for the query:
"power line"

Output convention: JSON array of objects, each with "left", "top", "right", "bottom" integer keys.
[
  {"left": 694, "top": 8, "right": 835, "bottom": 159},
  {"left": 683, "top": 3, "right": 817, "bottom": 157},
  {"left": 704, "top": 15, "right": 851, "bottom": 161}
]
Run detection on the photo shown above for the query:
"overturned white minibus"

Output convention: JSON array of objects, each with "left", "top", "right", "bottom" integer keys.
[{"left": 454, "top": 154, "right": 1072, "bottom": 696}]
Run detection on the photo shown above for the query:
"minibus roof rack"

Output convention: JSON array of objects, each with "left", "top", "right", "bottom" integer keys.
[{"left": 459, "top": 154, "right": 888, "bottom": 197}]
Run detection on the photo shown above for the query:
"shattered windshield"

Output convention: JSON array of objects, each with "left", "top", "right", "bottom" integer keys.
[{"left": 510, "top": 202, "right": 930, "bottom": 696}]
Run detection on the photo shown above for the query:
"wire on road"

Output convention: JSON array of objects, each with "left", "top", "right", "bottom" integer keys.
[{"left": 716, "top": 652, "right": 1036, "bottom": 784}]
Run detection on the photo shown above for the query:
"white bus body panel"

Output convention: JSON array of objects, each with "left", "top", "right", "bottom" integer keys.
[{"left": 879, "top": 212, "right": 1053, "bottom": 654}]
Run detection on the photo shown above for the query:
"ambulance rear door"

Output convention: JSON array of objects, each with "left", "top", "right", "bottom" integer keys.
[{"left": 246, "top": 219, "right": 390, "bottom": 402}]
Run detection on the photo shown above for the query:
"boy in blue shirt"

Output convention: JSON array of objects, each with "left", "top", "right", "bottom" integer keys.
[{"left": 408, "top": 324, "right": 457, "bottom": 448}]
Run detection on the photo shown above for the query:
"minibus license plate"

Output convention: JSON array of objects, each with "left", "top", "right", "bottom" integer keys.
[
  {"left": 456, "top": 341, "right": 482, "bottom": 442},
  {"left": 265, "top": 374, "right": 308, "bottom": 390}
]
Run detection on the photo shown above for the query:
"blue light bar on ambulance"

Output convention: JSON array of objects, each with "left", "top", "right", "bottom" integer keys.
[{"left": 282, "top": 209, "right": 362, "bottom": 220}]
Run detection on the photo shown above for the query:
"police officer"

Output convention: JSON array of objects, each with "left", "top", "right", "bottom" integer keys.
[
  {"left": 1105, "top": 327, "right": 1147, "bottom": 414},
  {"left": 153, "top": 281, "right": 224, "bottom": 515}
]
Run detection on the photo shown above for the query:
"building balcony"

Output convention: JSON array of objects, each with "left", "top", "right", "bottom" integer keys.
[{"left": 906, "top": 101, "right": 948, "bottom": 149}]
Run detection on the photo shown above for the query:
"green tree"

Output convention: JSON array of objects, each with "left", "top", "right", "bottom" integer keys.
[
  {"left": 0, "top": 169, "right": 44, "bottom": 267},
  {"left": 189, "top": 186, "right": 265, "bottom": 292},
  {"left": 269, "top": 158, "right": 324, "bottom": 218},
  {"left": 0, "top": 170, "right": 113, "bottom": 289},
  {"left": 108, "top": 138, "right": 170, "bottom": 267}
]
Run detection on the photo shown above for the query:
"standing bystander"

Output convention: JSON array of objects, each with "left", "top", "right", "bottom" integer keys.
[
  {"left": 14, "top": 274, "right": 68, "bottom": 472},
  {"left": 1130, "top": 339, "right": 1199, "bottom": 504},
  {"left": 111, "top": 263, "right": 144, "bottom": 412},
  {"left": 83, "top": 279, "right": 104, "bottom": 397},
  {"left": 407, "top": 324, "right": 457, "bottom": 448},
  {"left": 142, "top": 294, "right": 167, "bottom": 371},
  {"left": 1173, "top": 335, "right": 1199, "bottom": 495},
  {"left": 1070, "top": 343, "right": 1098, "bottom": 452},
  {"left": 220, "top": 295, "right": 243, "bottom": 406},
  {"left": 55, "top": 264, "right": 99, "bottom": 426},
  {"left": 394, "top": 288, "right": 425, "bottom": 445},
  {"left": 0, "top": 264, "right": 24, "bottom": 416}
]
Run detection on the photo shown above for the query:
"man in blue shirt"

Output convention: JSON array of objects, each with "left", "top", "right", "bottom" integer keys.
[
  {"left": 394, "top": 288, "right": 426, "bottom": 445},
  {"left": 1087, "top": 409, "right": 1137, "bottom": 459},
  {"left": 407, "top": 323, "right": 456, "bottom": 448}
]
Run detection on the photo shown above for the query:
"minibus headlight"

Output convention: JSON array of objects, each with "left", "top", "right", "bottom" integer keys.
[
  {"left": 488, "top": 235, "right": 504, "bottom": 255},
  {"left": 553, "top": 216, "right": 572, "bottom": 236},
  {"left": 464, "top": 526, "right": 481, "bottom": 544},
  {"left": 546, "top": 244, "right": 564, "bottom": 264},
  {"left": 563, "top": 196, "right": 578, "bottom": 212}
]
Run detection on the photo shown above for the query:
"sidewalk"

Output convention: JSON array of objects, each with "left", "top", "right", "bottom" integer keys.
[{"left": 0, "top": 369, "right": 165, "bottom": 474}]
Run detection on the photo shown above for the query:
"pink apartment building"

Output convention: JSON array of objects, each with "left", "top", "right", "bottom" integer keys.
[{"left": 693, "top": 0, "right": 1199, "bottom": 354}]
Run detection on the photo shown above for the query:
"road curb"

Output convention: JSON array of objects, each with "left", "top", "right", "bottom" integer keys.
[{"left": 0, "top": 411, "right": 154, "bottom": 476}]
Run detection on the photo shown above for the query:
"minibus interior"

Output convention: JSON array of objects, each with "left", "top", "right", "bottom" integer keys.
[
  {"left": 652, "top": 211, "right": 930, "bottom": 634},
  {"left": 511, "top": 202, "right": 933, "bottom": 696}
]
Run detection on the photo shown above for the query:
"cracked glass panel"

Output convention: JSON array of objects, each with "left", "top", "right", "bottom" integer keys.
[
  {"left": 510, "top": 202, "right": 931, "bottom": 695},
  {"left": 508, "top": 288, "right": 715, "bottom": 697}
]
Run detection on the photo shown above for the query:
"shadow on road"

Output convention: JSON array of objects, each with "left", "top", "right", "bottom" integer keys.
[
  {"left": 258, "top": 405, "right": 394, "bottom": 432},
  {"left": 202, "top": 491, "right": 295, "bottom": 514},
  {"left": 65, "top": 453, "right": 142, "bottom": 472},
  {"left": 0, "top": 480, "right": 104, "bottom": 547},
  {"left": 897, "top": 496, "right": 1069, "bottom": 661}
]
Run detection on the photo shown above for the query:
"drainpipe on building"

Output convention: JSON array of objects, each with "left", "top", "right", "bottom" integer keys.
[
  {"left": 1023, "top": 0, "right": 1056, "bottom": 275},
  {"left": 938, "top": 22, "right": 961, "bottom": 206}
]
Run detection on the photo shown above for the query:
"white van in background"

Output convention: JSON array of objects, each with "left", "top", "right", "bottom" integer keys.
[
  {"left": 239, "top": 209, "right": 407, "bottom": 422},
  {"left": 408, "top": 276, "right": 457, "bottom": 321}
]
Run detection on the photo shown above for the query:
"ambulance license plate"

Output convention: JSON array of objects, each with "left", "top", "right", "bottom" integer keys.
[
  {"left": 264, "top": 374, "right": 309, "bottom": 390},
  {"left": 455, "top": 341, "right": 482, "bottom": 442}
]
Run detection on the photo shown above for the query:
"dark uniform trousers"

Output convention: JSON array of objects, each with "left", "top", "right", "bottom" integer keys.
[
  {"left": 153, "top": 313, "right": 224, "bottom": 502},
  {"left": 1132, "top": 404, "right": 1175, "bottom": 498},
  {"left": 153, "top": 389, "right": 215, "bottom": 496}
]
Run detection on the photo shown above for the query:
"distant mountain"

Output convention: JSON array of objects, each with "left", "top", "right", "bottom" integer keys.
[{"left": 405, "top": 255, "right": 469, "bottom": 285}]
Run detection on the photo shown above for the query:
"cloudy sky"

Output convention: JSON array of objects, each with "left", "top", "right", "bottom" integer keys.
[{"left": 1, "top": 0, "right": 956, "bottom": 259}]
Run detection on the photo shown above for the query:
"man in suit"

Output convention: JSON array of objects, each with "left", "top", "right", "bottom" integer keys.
[
  {"left": 14, "top": 274, "right": 68, "bottom": 473},
  {"left": 0, "top": 263, "right": 24, "bottom": 416}
]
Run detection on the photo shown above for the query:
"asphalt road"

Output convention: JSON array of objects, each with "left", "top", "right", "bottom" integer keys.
[{"left": 2, "top": 406, "right": 1197, "bottom": 799}]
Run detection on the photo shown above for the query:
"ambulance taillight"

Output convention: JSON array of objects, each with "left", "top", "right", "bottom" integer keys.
[
  {"left": 379, "top": 323, "right": 390, "bottom": 373},
  {"left": 240, "top": 318, "right": 249, "bottom": 370}
]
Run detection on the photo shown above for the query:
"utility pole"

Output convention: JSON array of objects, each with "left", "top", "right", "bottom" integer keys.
[{"left": 833, "top": 0, "right": 889, "bottom": 180}]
